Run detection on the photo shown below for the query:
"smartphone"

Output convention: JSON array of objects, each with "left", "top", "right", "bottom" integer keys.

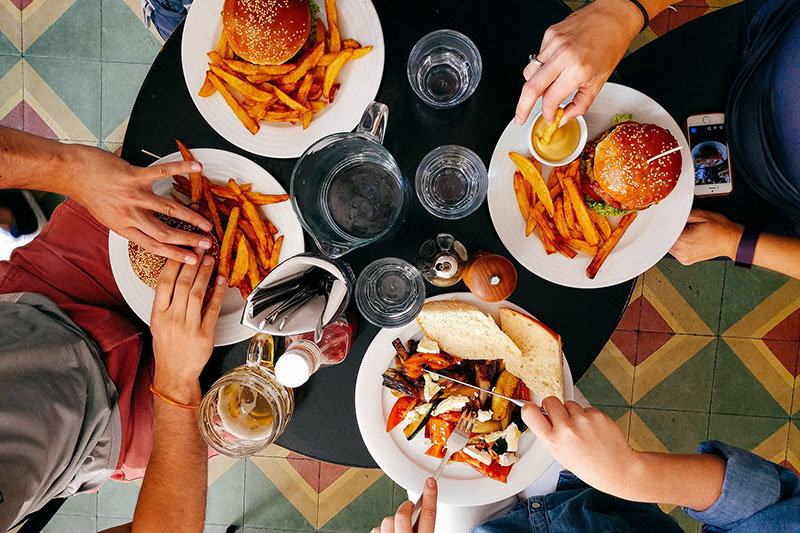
[{"left": 686, "top": 113, "right": 733, "bottom": 197}]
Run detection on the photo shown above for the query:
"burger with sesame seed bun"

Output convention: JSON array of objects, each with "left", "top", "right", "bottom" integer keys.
[
  {"left": 223, "top": 0, "right": 312, "bottom": 65},
  {"left": 580, "top": 120, "right": 681, "bottom": 216},
  {"left": 128, "top": 214, "right": 220, "bottom": 289}
]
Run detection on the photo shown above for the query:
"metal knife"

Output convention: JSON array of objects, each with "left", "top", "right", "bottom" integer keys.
[{"left": 423, "top": 369, "right": 546, "bottom": 413}]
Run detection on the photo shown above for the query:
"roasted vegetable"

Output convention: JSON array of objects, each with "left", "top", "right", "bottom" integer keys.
[
  {"left": 382, "top": 369, "right": 417, "bottom": 398},
  {"left": 426, "top": 418, "right": 454, "bottom": 446},
  {"left": 386, "top": 396, "right": 418, "bottom": 432},
  {"left": 402, "top": 353, "right": 462, "bottom": 379},
  {"left": 392, "top": 338, "right": 410, "bottom": 363},
  {"left": 491, "top": 370, "right": 519, "bottom": 420},
  {"left": 472, "top": 419, "right": 503, "bottom": 434},
  {"left": 403, "top": 402, "right": 432, "bottom": 440},
  {"left": 451, "top": 451, "right": 513, "bottom": 483}
]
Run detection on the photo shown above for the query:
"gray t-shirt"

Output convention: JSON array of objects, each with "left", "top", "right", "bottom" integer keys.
[{"left": 0, "top": 293, "right": 121, "bottom": 530}]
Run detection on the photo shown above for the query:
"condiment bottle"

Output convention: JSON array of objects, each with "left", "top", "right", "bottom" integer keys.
[
  {"left": 462, "top": 252, "right": 517, "bottom": 302},
  {"left": 275, "top": 314, "right": 356, "bottom": 387}
]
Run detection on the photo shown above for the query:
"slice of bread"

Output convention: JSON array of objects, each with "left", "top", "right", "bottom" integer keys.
[
  {"left": 499, "top": 308, "right": 564, "bottom": 401},
  {"left": 416, "top": 301, "right": 522, "bottom": 361}
]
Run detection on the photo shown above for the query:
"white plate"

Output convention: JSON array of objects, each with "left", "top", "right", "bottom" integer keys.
[
  {"left": 108, "top": 148, "right": 305, "bottom": 346},
  {"left": 355, "top": 292, "right": 574, "bottom": 507},
  {"left": 182, "top": 0, "right": 385, "bottom": 158},
  {"left": 487, "top": 83, "right": 694, "bottom": 289}
]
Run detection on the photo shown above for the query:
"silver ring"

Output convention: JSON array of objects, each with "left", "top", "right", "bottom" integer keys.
[{"left": 529, "top": 54, "right": 544, "bottom": 67}]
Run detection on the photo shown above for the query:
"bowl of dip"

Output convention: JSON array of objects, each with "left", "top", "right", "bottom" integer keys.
[{"left": 526, "top": 111, "right": 587, "bottom": 167}]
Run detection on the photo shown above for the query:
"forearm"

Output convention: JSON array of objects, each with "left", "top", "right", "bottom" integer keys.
[
  {"left": 752, "top": 233, "right": 800, "bottom": 279},
  {"left": 0, "top": 126, "right": 93, "bottom": 195},
  {"left": 594, "top": 0, "right": 675, "bottom": 30},
  {"left": 131, "top": 379, "right": 207, "bottom": 533},
  {"left": 611, "top": 451, "right": 726, "bottom": 511}
]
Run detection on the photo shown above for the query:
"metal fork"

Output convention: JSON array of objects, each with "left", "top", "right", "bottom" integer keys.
[{"left": 410, "top": 409, "right": 475, "bottom": 526}]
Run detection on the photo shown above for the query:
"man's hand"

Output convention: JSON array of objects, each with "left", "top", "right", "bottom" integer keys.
[
  {"left": 150, "top": 253, "right": 226, "bottom": 404},
  {"left": 515, "top": 0, "right": 646, "bottom": 125},
  {"left": 522, "top": 397, "right": 639, "bottom": 496},
  {"left": 670, "top": 209, "right": 743, "bottom": 265},
  {"left": 371, "top": 478, "right": 437, "bottom": 533}
]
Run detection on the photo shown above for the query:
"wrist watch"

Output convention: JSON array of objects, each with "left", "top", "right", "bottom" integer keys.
[{"left": 734, "top": 226, "right": 760, "bottom": 269}]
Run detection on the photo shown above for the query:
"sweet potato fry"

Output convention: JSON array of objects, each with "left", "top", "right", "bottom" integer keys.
[
  {"left": 219, "top": 206, "right": 240, "bottom": 279},
  {"left": 175, "top": 140, "right": 203, "bottom": 206},
  {"left": 202, "top": 177, "right": 224, "bottom": 237},
  {"left": 230, "top": 233, "right": 249, "bottom": 287},
  {"left": 509, "top": 151, "right": 554, "bottom": 216},
  {"left": 207, "top": 73, "right": 259, "bottom": 134},
  {"left": 562, "top": 175, "right": 600, "bottom": 246},
  {"left": 588, "top": 209, "right": 612, "bottom": 240},
  {"left": 325, "top": 0, "right": 341, "bottom": 52},
  {"left": 540, "top": 108, "right": 565, "bottom": 146},
  {"left": 587, "top": 212, "right": 638, "bottom": 279},
  {"left": 281, "top": 42, "right": 325, "bottom": 85},
  {"left": 323, "top": 50, "right": 352, "bottom": 99},
  {"left": 198, "top": 72, "right": 216, "bottom": 97},
  {"left": 269, "top": 235, "right": 284, "bottom": 271},
  {"left": 208, "top": 64, "right": 275, "bottom": 102},
  {"left": 513, "top": 171, "right": 531, "bottom": 221}
]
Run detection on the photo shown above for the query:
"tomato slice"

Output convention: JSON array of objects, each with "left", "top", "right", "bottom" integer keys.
[
  {"left": 426, "top": 418, "right": 454, "bottom": 446},
  {"left": 386, "top": 396, "right": 418, "bottom": 432},
  {"left": 451, "top": 451, "right": 512, "bottom": 483}
]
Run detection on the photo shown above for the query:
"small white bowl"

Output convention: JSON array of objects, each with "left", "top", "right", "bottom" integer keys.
[{"left": 526, "top": 112, "right": 588, "bottom": 168}]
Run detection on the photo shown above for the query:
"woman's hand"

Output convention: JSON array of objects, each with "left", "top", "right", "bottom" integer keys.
[
  {"left": 670, "top": 209, "right": 743, "bottom": 265},
  {"left": 515, "top": 0, "right": 645, "bottom": 125},
  {"left": 371, "top": 478, "right": 437, "bottom": 533},
  {"left": 150, "top": 253, "right": 226, "bottom": 404}
]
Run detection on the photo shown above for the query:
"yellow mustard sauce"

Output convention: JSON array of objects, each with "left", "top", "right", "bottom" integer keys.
[{"left": 532, "top": 116, "right": 580, "bottom": 161}]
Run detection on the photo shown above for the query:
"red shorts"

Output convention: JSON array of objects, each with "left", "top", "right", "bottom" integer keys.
[{"left": 0, "top": 199, "right": 153, "bottom": 481}]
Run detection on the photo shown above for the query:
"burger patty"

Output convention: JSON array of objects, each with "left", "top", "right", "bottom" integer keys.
[{"left": 580, "top": 128, "right": 616, "bottom": 205}]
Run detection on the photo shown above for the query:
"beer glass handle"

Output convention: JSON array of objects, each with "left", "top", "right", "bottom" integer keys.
[
  {"left": 246, "top": 333, "right": 275, "bottom": 368},
  {"left": 357, "top": 101, "right": 389, "bottom": 144}
]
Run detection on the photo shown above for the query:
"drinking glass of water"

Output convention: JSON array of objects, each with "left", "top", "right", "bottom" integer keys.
[
  {"left": 407, "top": 29, "right": 482, "bottom": 109},
  {"left": 355, "top": 258, "right": 426, "bottom": 328},
  {"left": 415, "top": 145, "right": 488, "bottom": 219}
]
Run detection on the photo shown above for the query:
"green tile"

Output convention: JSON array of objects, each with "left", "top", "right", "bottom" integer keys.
[
  {"left": 708, "top": 413, "right": 789, "bottom": 456},
  {"left": 243, "top": 528, "right": 311, "bottom": 533},
  {"left": 577, "top": 364, "right": 631, "bottom": 407},
  {"left": 633, "top": 409, "right": 709, "bottom": 454},
  {"left": 0, "top": 54, "right": 20, "bottom": 78},
  {"left": 392, "top": 481, "right": 408, "bottom": 513},
  {"left": 669, "top": 507, "right": 701, "bottom": 533},
  {"left": 204, "top": 525, "right": 237, "bottom": 533},
  {"left": 58, "top": 491, "right": 97, "bottom": 516},
  {"left": 649, "top": 257, "right": 725, "bottom": 334},
  {"left": 42, "top": 513, "right": 96, "bottom": 532},
  {"left": 24, "top": 57, "right": 101, "bottom": 140},
  {"left": 720, "top": 265, "right": 792, "bottom": 333},
  {"left": 101, "top": 61, "right": 150, "bottom": 141},
  {"left": 0, "top": 21, "right": 20, "bottom": 55},
  {"left": 711, "top": 339, "right": 790, "bottom": 417},
  {"left": 207, "top": 459, "right": 246, "bottom": 527},
  {"left": 24, "top": 0, "right": 100, "bottom": 60},
  {"left": 97, "top": 479, "right": 140, "bottom": 519},
  {"left": 244, "top": 459, "right": 315, "bottom": 531},
  {"left": 319, "top": 474, "right": 395, "bottom": 532},
  {"left": 635, "top": 338, "right": 716, "bottom": 412},
  {"left": 101, "top": 0, "right": 162, "bottom": 63}
]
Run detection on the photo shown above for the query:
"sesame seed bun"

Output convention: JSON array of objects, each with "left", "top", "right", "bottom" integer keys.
[
  {"left": 582, "top": 122, "right": 681, "bottom": 212},
  {"left": 223, "top": 0, "right": 311, "bottom": 65},
  {"left": 128, "top": 215, "right": 220, "bottom": 289}
]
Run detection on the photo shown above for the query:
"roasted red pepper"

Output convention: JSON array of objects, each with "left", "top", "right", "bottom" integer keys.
[
  {"left": 386, "top": 396, "right": 418, "bottom": 432},
  {"left": 451, "top": 451, "right": 512, "bottom": 483},
  {"left": 426, "top": 418, "right": 454, "bottom": 446},
  {"left": 402, "top": 353, "right": 462, "bottom": 379}
]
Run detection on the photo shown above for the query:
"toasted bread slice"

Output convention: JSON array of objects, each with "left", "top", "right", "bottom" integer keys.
[
  {"left": 499, "top": 308, "right": 564, "bottom": 401},
  {"left": 415, "top": 301, "right": 522, "bottom": 361}
]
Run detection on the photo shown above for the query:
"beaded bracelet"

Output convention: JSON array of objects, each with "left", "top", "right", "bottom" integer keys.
[
  {"left": 625, "top": 0, "right": 650, "bottom": 33},
  {"left": 150, "top": 384, "right": 201, "bottom": 409}
]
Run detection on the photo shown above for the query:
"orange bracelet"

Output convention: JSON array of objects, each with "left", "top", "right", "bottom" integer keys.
[{"left": 149, "top": 384, "right": 201, "bottom": 409}]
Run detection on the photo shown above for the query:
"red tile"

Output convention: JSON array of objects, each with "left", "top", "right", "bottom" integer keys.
[
  {"left": 649, "top": 10, "right": 670, "bottom": 36},
  {"left": 611, "top": 330, "right": 638, "bottom": 366},
  {"left": 285, "top": 455, "right": 321, "bottom": 492},
  {"left": 0, "top": 101, "right": 23, "bottom": 130},
  {"left": 762, "top": 340, "right": 799, "bottom": 377},
  {"left": 636, "top": 331, "right": 673, "bottom": 364},
  {"left": 319, "top": 462, "right": 350, "bottom": 492},
  {"left": 617, "top": 296, "right": 641, "bottom": 330},
  {"left": 766, "top": 308, "right": 800, "bottom": 341},
  {"left": 669, "top": 6, "right": 711, "bottom": 31},
  {"left": 639, "top": 298, "right": 673, "bottom": 333},
  {"left": 22, "top": 101, "right": 58, "bottom": 139},
  {"left": 780, "top": 459, "right": 799, "bottom": 477},
  {"left": 11, "top": 0, "right": 32, "bottom": 10}
]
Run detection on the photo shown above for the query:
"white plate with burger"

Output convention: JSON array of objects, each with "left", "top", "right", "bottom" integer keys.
[
  {"left": 355, "top": 292, "right": 574, "bottom": 507},
  {"left": 108, "top": 148, "right": 305, "bottom": 346},
  {"left": 182, "top": 0, "right": 385, "bottom": 159},
  {"left": 487, "top": 82, "right": 693, "bottom": 289}
]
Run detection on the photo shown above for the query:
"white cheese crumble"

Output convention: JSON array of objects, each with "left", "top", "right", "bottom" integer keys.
[
  {"left": 497, "top": 452, "right": 518, "bottom": 466},
  {"left": 463, "top": 446, "right": 492, "bottom": 466},
  {"left": 477, "top": 409, "right": 493, "bottom": 422},
  {"left": 417, "top": 336, "right": 440, "bottom": 354},
  {"left": 423, "top": 373, "right": 442, "bottom": 402},
  {"left": 483, "top": 423, "right": 521, "bottom": 452},
  {"left": 404, "top": 402, "right": 432, "bottom": 424},
  {"left": 432, "top": 395, "right": 469, "bottom": 417}
]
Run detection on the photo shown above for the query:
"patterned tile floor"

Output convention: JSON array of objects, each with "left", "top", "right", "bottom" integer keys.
[{"left": 5, "top": 1, "right": 793, "bottom": 533}]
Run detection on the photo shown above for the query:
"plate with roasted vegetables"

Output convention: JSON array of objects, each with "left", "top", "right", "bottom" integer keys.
[{"left": 355, "top": 293, "right": 573, "bottom": 506}]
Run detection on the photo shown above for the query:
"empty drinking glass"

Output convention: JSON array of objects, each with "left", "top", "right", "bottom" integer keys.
[
  {"left": 407, "top": 30, "right": 482, "bottom": 109},
  {"left": 415, "top": 145, "right": 488, "bottom": 219},
  {"left": 355, "top": 258, "right": 425, "bottom": 328}
]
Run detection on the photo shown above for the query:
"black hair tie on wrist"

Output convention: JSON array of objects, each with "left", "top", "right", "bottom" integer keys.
[{"left": 625, "top": 0, "right": 650, "bottom": 33}]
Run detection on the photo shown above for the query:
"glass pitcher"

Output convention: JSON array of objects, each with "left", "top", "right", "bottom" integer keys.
[
  {"left": 198, "top": 333, "right": 294, "bottom": 457},
  {"left": 290, "top": 101, "right": 411, "bottom": 258}
]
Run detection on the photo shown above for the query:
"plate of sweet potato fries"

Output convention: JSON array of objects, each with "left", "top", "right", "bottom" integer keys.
[
  {"left": 109, "top": 145, "right": 305, "bottom": 346},
  {"left": 182, "top": 0, "right": 384, "bottom": 158}
]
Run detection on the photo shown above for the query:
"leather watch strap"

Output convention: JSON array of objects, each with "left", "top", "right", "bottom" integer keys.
[{"left": 734, "top": 226, "right": 760, "bottom": 269}]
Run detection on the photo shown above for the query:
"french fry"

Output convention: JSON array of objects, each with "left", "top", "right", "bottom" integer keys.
[
  {"left": 265, "top": 218, "right": 279, "bottom": 236},
  {"left": 563, "top": 190, "right": 579, "bottom": 230},
  {"left": 272, "top": 86, "right": 309, "bottom": 112},
  {"left": 228, "top": 179, "right": 270, "bottom": 267},
  {"left": 207, "top": 73, "right": 259, "bottom": 134},
  {"left": 202, "top": 177, "right": 224, "bottom": 237},
  {"left": 315, "top": 19, "right": 327, "bottom": 49},
  {"left": 565, "top": 159, "right": 580, "bottom": 180},
  {"left": 215, "top": 30, "right": 228, "bottom": 58},
  {"left": 562, "top": 175, "right": 600, "bottom": 246},
  {"left": 325, "top": 0, "right": 341, "bottom": 52},
  {"left": 553, "top": 198, "right": 571, "bottom": 239},
  {"left": 547, "top": 164, "right": 559, "bottom": 188},
  {"left": 513, "top": 171, "right": 531, "bottom": 221},
  {"left": 587, "top": 212, "right": 638, "bottom": 279},
  {"left": 280, "top": 42, "right": 325, "bottom": 85},
  {"left": 328, "top": 83, "right": 341, "bottom": 102},
  {"left": 198, "top": 72, "right": 216, "bottom": 97},
  {"left": 219, "top": 206, "right": 240, "bottom": 279},
  {"left": 309, "top": 100, "right": 327, "bottom": 112},
  {"left": 552, "top": 235, "right": 578, "bottom": 259},
  {"left": 208, "top": 64, "right": 275, "bottom": 102},
  {"left": 323, "top": 50, "right": 352, "bottom": 99},
  {"left": 296, "top": 73, "right": 314, "bottom": 104},
  {"left": 175, "top": 140, "right": 203, "bottom": 206},
  {"left": 301, "top": 110, "right": 312, "bottom": 129},
  {"left": 230, "top": 234, "right": 249, "bottom": 287},
  {"left": 509, "top": 151, "right": 554, "bottom": 217},
  {"left": 349, "top": 46, "right": 372, "bottom": 61},
  {"left": 567, "top": 238, "right": 598, "bottom": 255},
  {"left": 243, "top": 237, "right": 260, "bottom": 288},
  {"left": 208, "top": 185, "right": 288, "bottom": 205},
  {"left": 525, "top": 216, "right": 537, "bottom": 237},
  {"left": 530, "top": 208, "right": 557, "bottom": 255},
  {"left": 238, "top": 278, "right": 252, "bottom": 300},
  {"left": 342, "top": 38, "right": 361, "bottom": 49},
  {"left": 539, "top": 108, "right": 565, "bottom": 146},
  {"left": 270, "top": 235, "right": 284, "bottom": 271},
  {"left": 247, "top": 73, "right": 282, "bottom": 84},
  {"left": 588, "top": 209, "right": 612, "bottom": 240}
]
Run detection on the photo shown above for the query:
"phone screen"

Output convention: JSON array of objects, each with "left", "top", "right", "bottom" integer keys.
[{"left": 688, "top": 124, "right": 730, "bottom": 185}]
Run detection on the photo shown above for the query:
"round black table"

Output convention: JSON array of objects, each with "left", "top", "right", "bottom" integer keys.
[{"left": 121, "top": 0, "right": 634, "bottom": 468}]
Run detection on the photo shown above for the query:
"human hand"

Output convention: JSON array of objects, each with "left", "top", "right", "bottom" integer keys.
[
  {"left": 65, "top": 145, "right": 213, "bottom": 264},
  {"left": 371, "top": 478, "right": 437, "bottom": 533},
  {"left": 150, "top": 253, "right": 226, "bottom": 404},
  {"left": 523, "top": 397, "right": 639, "bottom": 495},
  {"left": 670, "top": 209, "right": 743, "bottom": 265},
  {"left": 515, "top": 0, "right": 644, "bottom": 125}
]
